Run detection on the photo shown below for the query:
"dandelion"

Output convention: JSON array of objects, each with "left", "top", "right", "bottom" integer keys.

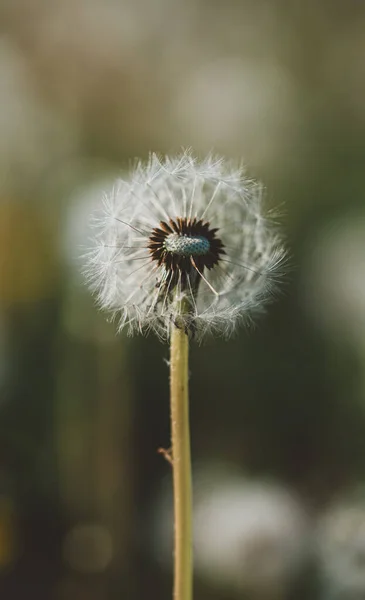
[
  {"left": 83, "top": 151, "right": 286, "bottom": 600},
  {"left": 192, "top": 475, "right": 308, "bottom": 597},
  {"left": 151, "top": 464, "right": 309, "bottom": 598},
  {"left": 85, "top": 151, "right": 285, "bottom": 341},
  {"left": 317, "top": 495, "right": 365, "bottom": 600}
]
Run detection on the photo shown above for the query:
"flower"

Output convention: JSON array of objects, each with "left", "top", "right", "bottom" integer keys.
[
  {"left": 84, "top": 151, "right": 285, "bottom": 340},
  {"left": 317, "top": 495, "right": 365, "bottom": 599},
  {"left": 150, "top": 463, "right": 309, "bottom": 596},
  {"left": 192, "top": 471, "right": 309, "bottom": 596}
]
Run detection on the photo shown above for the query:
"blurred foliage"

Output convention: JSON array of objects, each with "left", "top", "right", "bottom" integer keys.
[{"left": 1, "top": 0, "right": 365, "bottom": 598}]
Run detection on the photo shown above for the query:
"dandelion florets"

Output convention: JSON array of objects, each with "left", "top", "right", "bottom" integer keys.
[{"left": 84, "top": 151, "right": 286, "bottom": 340}]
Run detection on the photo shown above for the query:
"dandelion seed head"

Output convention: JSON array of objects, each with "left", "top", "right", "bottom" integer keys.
[
  {"left": 150, "top": 464, "right": 309, "bottom": 596},
  {"left": 317, "top": 495, "right": 365, "bottom": 598},
  {"left": 84, "top": 151, "right": 286, "bottom": 340}
]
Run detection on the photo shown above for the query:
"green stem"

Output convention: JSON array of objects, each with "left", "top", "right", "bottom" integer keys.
[{"left": 170, "top": 323, "right": 193, "bottom": 600}]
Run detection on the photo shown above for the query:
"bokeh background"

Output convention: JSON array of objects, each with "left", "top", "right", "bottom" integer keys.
[{"left": 1, "top": 0, "right": 365, "bottom": 598}]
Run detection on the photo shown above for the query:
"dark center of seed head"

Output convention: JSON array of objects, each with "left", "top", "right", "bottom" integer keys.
[
  {"left": 164, "top": 233, "right": 210, "bottom": 257},
  {"left": 147, "top": 217, "right": 225, "bottom": 273}
]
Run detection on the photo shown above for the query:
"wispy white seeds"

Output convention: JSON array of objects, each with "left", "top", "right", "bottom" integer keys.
[{"left": 84, "top": 151, "right": 286, "bottom": 340}]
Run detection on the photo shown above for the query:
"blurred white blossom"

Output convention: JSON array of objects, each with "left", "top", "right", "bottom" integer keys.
[
  {"left": 302, "top": 211, "right": 365, "bottom": 344},
  {"left": 317, "top": 495, "right": 365, "bottom": 600},
  {"left": 0, "top": 39, "right": 77, "bottom": 195},
  {"left": 151, "top": 463, "right": 309, "bottom": 597},
  {"left": 170, "top": 58, "right": 300, "bottom": 165},
  {"left": 60, "top": 175, "right": 117, "bottom": 341},
  {"left": 63, "top": 176, "right": 115, "bottom": 278}
]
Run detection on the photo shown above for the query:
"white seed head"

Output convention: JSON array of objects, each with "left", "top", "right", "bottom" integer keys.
[
  {"left": 150, "top": 464, "right": 309, "bottom": 596},
  {"left": 317, "top": 496, "right": 365, "bottom": 598},
  {"left": 84, "top": 151, "right": 286, "bottom": 340}
]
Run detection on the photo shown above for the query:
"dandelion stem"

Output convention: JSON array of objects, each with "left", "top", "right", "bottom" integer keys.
[{"left": 170, "top": 323, "right": 193, "bottom": 600}]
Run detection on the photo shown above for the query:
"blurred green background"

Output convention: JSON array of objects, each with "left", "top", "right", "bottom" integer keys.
[{"left": 1, "top": 1, "right": 365, "bottom": 598}]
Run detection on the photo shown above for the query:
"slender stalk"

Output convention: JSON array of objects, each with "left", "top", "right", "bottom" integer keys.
[{"left": 170, "top": 323, "right": 193, "bottom": 600}]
